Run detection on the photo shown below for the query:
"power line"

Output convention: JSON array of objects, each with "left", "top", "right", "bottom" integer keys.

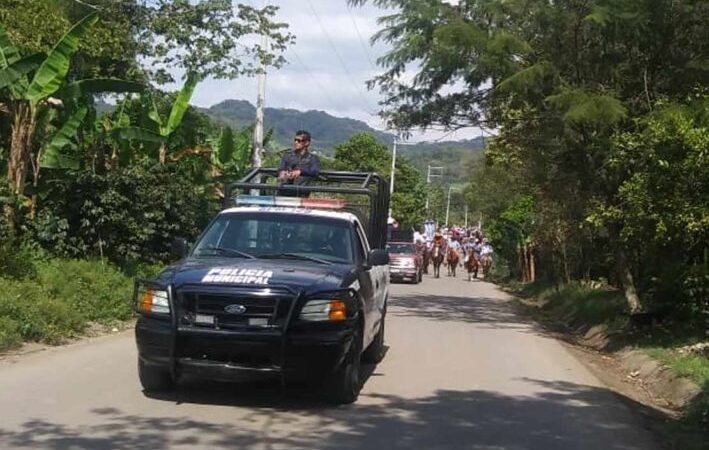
[
  {"left": 304, "top": 0, "right": 378, "bottom": 115},
  {"left": 242, "top": 0, "right": 376, "bottom": 119},
  {"left": 286, "top": 47, "right": 338, "bottom": 111},
  {"left": 346, "top": 4, "right": 377, "bottom": 72}
]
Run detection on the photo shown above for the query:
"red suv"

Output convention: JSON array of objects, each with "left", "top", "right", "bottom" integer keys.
[{"left": 386, "top": 242, "right": 423, "bottom": 284}]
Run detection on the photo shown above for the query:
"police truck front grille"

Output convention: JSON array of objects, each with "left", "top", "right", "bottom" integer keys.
[{"left": 177, "top": 291, "right": 291, "bottom": 330}]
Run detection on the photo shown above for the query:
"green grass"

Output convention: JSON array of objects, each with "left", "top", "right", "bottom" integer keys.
[
  {"left": 0, "top": 253, "right": 135, "bottom": 352},
  {"left": 644, "top": 348, "right": 709, "bottom": 386},
  {"left": 644, "top": 347, "right": 709, "bottom": 426}
]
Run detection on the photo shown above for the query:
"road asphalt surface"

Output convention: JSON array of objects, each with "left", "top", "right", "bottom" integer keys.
[{"left": 0, "top": 275, "right": 660, "bottom": 450}]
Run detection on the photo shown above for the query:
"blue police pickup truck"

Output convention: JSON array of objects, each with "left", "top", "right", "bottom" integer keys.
[{"left": 133, "top": 169, "right": 390, "bottom": 404}]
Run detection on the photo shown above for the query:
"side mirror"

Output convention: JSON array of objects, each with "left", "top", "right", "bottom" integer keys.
[
  {"left": 171, "top": 238, "right": 189, "bottom": 260},
  {"left": 367, "top": 249, "right": 389, "bottom": 267}
]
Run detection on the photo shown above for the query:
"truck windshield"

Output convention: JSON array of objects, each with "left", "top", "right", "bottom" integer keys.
[
  {"left": 387, "top": 243, "right": 415, "bottom": 254},
  {"left": 193, "top": 212, "right": 356, "bottom": 264}
]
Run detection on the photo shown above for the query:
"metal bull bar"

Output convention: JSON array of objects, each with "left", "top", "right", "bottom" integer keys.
[
  {"left": 224, "top": 169, "right": 390, "bottom": 249},
  {"left": 135, "top": 279, "right": 307, "bottom": 388}
]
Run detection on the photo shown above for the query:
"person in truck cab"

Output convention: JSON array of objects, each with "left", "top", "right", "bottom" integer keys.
[{"left": 278, "top": 130, "right": 321, "bottom": 187}]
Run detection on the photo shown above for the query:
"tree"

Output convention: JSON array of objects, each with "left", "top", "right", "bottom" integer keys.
[
  {"left": 334, "top": 132, "right": 426, "bottom": 228},
  {"left": 333, "top": 132, "right": 391, "bottom": 175},
  {"left": 114, "top": 75, "right": 200, "bottom": 164},
  {"left": 351, "top": 0, "right": 709, "bottom": 314},
  {"left": 0, "top": 0, "right": 293, "bottom": 85},
  {"left": 0, "top": 14, "right": 142, "bottom": 221}
]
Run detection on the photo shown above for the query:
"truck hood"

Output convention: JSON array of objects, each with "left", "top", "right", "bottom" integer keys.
[{"left": 154, "top": 257, "right": 357, "bottom": 294}]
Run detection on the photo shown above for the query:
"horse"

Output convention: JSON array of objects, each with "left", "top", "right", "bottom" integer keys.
[
  {"left": 420, "top": 244, "right": 431, "bottom": 274},
  {"left": 430, "top": 242, "right": 445, "bottom": 278},
  {"left": 464, "top": 251, "right": 481, "bottom": 281},
  {"left": 480, "top": 254, "right": 493, "bottom": 279},
  {"left": 446, "top": 247, "right": 460, "bottom": 277}
]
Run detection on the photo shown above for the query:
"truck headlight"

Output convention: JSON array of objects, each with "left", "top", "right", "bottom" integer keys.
[
  {"left": 136, "top": 288, "right": 170, "bottom": 315},
  {"left": 300, "top": 299, "right": 347, "bottom": 322}
]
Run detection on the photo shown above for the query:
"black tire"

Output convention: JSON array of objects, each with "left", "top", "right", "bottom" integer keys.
[
  {"left": 325, "top": 326, "right": 363, "bottom": 404},
  {"left": 138, "top": 358, "right": 174, "bottom": 392},
  {"left": 362, "top": 308, "right": 386, "bottom": 364}
]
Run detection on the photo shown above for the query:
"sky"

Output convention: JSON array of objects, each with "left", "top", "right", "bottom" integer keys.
[{"left": 189, "top": 0, "right": 483, "bottom": 142}]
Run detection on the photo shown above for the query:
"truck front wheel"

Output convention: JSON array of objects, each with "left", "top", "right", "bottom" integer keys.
[
  {"left": 325, "top": 327, "right": 363, "bottom": 404},
  {"left": 362, "top": 307, "right": 386, "bottom": 364},
  {"left": 138, "top": 358, "right": 174, "bottom": 392}
]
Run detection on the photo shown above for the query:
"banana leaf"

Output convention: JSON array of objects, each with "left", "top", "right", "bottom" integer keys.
[
  {"left": 0, "top": 53, "right": 43, "bottom": 91},
  {"left": 41, "top": 106, "right": 88, "bottom": 169},
  {"left": 163, "top": 74, "right": 199, "bottom": 136},
  {"left": 0, "top": 25, "right": 21, "bottom": 68},
  {"left": 26, "top": 13, "right": 98, "bottom": 105},
  {"left": 147, "top": 94, "right": 164, "bottom": 130}
]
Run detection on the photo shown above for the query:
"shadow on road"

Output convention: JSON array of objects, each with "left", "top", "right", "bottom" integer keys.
[
  {"left": 140, "top": 358, "right": 383, "bottom": 410},
  {"left": 0, "top": 378, "right": 661, "bottom": 449},
  {"left": 390, "top": 293, "right": 533, "bottom": 331}
]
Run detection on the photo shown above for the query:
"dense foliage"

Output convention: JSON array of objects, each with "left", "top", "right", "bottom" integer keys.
[
  {"left": 333, "top": 132, "right": 427, "bottom": 228},
  {"left": 353, "top": 0, "right": 709, "bottom": 322},
  {"left": 0, "top": 2, "right": 288, "bottom": 350}
]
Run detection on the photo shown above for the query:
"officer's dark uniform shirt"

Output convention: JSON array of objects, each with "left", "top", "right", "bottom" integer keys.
[{"left": 278, "top": 150, "right": 321, "bottom": 177}]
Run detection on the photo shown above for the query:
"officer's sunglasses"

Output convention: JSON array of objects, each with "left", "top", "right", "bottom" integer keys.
[{"left": 294, "top": 137, "right": 309, "bottom": 143}]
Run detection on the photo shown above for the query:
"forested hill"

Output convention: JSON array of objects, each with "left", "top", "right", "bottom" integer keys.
[
  {"left": 204, "top": 100, "right": 392, "bottom": 151},
  {"left": 203, "top": 100, "right": 485, "bottom": 164}
]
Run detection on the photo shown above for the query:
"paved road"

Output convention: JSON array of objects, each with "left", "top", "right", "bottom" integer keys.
[{"left": 0, "top": 276, "right": 660, "bottom": 450}]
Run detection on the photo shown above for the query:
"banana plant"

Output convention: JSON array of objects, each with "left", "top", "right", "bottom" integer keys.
[
  {"left": 0, "top": 13, "right": 144, "bottom": 219},
  {"left": 113, "top": 75, "right": 200, "bottom": 164}
]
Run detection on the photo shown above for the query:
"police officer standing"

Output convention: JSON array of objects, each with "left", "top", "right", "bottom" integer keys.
[{"left": 278, "top": 130, "right": 321, "bottom": 188}]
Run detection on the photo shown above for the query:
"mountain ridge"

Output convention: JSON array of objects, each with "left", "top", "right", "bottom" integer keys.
[{"left": 202, "top": 99, "right": 484, "bottom": 155}]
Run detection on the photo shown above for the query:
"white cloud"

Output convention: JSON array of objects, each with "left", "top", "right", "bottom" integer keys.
[{"left": 189, "top": 0, "right": 482, "bottom": 141}]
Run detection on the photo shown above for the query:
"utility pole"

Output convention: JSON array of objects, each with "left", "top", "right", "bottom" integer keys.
[
  {"left": 445, "top": 186, "right": 452, "bottom": 226},
  {"left": 425, "top": 165, "right": 444, "bottom": 211},
  {"left": 389, "top": 138, "right": 418, "bottom": 218},
  {"left": 465, "top": 205, "right": 468, "bottom": 228},
  {"left": 389, "top": 139, "right": 397, "bottom": 218},
  {"left": 252, "top": 0, "right": 268, "bottom": 170}
]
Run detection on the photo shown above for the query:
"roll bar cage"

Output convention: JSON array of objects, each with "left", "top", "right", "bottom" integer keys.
[{"left": 224, "top": 168, "right": 390, "bottom": 249}]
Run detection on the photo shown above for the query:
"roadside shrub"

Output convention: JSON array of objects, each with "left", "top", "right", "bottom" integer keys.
[
  {"left": 0, "top": 316, "right": 22, "bottom": 351},
  {"left": 0, "top": 241, "right": 38, "bottom": 279},
  {"left": 487, "top": 257, "right": 511, "bottom": 282},
  {"left": 28, "top": 161, "right": 215, "bottom": 265},
  {"left": 120, "top": 258, "right": 166, "bottom": 280},
  {"left": 35, "top": 259, "right": 134, "bottom": 322},
  {"left": 0, "top": 279, "right": 85, "bottom": 344},
  {"left": 0, "top": 257, "right": 135, "bottom": 350},
  {"left": 539, "top": 283, "right": 627, "bottom": 328}
]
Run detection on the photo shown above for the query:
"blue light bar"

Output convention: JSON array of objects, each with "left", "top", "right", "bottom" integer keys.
[{"left": 235, "top": 195, "right": 274, "bottom": 206}]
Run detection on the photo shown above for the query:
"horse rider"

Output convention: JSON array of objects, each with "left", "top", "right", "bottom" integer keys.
[
  {"left": 481, "top": 239, "right": 494, "bottom": 258},
  {"left": 448, "top": 234, "right": 462, "bottom": 253},
  {"left": 433, "top": 230, "right": 446, "bottom": 250}
]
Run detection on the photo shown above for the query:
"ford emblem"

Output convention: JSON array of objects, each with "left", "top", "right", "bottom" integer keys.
[{"left": 224, "top": 304, "right": 247, "bottom": 315}]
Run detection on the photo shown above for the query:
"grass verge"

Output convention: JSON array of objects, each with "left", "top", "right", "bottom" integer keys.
[{"left": 0, "top": 247, "right": 161, "bottom": 352}]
